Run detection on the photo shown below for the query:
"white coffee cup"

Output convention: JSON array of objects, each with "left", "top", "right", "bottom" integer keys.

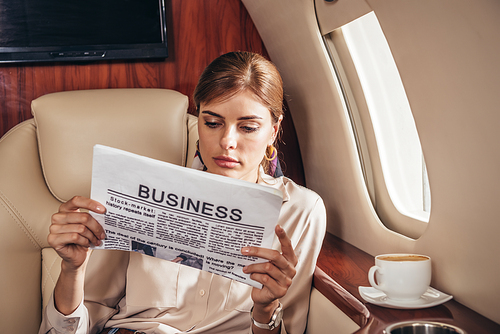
[{"left": 368, "top": 254, "right": 431, "bottom": 301}]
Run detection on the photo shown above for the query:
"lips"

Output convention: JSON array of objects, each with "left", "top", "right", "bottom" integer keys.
[{"left": 213, "top": 156, "right": 239, "bottom": 168}]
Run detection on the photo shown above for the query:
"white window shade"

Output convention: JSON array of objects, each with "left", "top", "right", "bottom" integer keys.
[{"left": 342, "top": 12, "right": 430, "bottom": 222}]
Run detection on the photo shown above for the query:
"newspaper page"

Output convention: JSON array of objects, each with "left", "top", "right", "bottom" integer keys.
[{"left": 90, "top": 145, "right": 283, "bottom": 288}]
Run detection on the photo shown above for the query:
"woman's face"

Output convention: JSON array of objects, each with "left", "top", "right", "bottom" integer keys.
[{"left": 198, "top": 90, "right": 281, "bottom": 183}]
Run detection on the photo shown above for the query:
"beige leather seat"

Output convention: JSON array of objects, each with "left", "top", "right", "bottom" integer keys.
[
  {"left": 0, "top": 88, "right": 360, "bottom": 334},
  {"left": 0, "top": 88, "right": 199, "bottom": 333}
]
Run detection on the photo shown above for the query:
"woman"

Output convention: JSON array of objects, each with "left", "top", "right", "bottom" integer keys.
[{"left": 39, "top": 52, "right": 326, "bottom": 334}]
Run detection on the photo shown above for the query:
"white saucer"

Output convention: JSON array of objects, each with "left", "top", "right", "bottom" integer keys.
[{"left": 358, "top": 286, "right": 453, "bottom": 309}]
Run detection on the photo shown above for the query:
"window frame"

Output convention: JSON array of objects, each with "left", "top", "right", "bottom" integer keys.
[{"left": 322, "top": 23, "right": 429, "bottom": 239}]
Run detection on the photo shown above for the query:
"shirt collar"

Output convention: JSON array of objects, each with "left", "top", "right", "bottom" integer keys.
[{"left": 257, "top": 166, "right": 290, "bottom": 203}]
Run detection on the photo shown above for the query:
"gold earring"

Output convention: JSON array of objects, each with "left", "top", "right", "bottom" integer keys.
[{"left": 265, "top": 145, "right": 277, "bottom": 161}]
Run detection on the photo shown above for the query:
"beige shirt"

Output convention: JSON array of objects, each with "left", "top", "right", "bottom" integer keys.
[{"left": 39, "top": 170, "right": 327, "bottom": 334}]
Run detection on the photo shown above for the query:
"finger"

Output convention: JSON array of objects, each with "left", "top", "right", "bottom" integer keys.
[
  {"left": 241, "top": 247, "right": 295, "bottom": 278},
  {"left": 244, "top": 261, "right": 292, "bottom": 288},
  {"left": 276, "top": 225, "right": 298, "bottom": 267},
  {"left": 249, "top": 272, "right": 289, "bottom": 299},
  {"left": 49, "top": 222, "right": 102, "bottom": 247},
  {"left": 48, "top": 226, "right": 95, "bottom": 250},
  {"left": 241, "top": 225, "right": 297, "bottom": 270},
  {"left": 59, "top": 196, "right": 106, "bottom": 214},
  {"left": 52, "top": 211, "right": 106, "bottom": 241}
]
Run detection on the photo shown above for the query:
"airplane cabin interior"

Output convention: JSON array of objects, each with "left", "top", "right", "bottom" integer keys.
[{"left": 0, "top": 0, "right": 499, "bottom": 333}]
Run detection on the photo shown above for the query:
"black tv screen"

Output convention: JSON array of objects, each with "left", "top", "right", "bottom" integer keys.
[{"left": 0, "top": 0, "right": 168, "bottom": 63}]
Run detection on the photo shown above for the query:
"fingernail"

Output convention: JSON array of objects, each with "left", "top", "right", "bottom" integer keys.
[
  {"left": 95, "top": 239, "right": 102, "bottom": 246},
  {"left": 242, "top": 266, "right": 248, "bottom": 273},
  {"left": 96, "top": 205, "right": 105, "bottom": 213},
  {"left": 241, "top": 247, "right": 250, "bottom": 254},
  {"left": 276, "top": 225, "right": 285, "bottom": 235}
]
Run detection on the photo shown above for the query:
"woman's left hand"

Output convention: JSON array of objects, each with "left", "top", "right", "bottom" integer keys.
[{"left": 242, "top": 224, "right": 298, "bottom": 308}]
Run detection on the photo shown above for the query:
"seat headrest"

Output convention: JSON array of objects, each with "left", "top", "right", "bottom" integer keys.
[{"left": 32, "top": 89, "right": 190, "bottom": 202}]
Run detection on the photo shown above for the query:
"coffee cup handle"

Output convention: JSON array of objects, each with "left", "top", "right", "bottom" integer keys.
[{"left": 368, "top": 265, "right": 382, "bottom": 289}]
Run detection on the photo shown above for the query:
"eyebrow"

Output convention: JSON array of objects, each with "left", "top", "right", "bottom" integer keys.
[{"left": 201, "top": 110, "right": 263, "bottom": 121}]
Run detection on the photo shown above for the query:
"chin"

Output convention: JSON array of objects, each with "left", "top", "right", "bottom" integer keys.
[
  {"left": 208, "top": 167, "right": 252, "bottom": 181},
  {"left": 208, "top": 167, "right": 237, "bottom": 178}
]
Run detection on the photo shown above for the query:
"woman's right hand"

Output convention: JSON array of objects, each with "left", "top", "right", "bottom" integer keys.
[{"left": 48, "top": 196, "right": 107, "bottom": 271}]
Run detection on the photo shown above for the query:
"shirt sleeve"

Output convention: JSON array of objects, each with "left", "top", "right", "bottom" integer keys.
[
  {"left": 278, "top": 193, "right": 327, "bottom": 333},
  {"left": 38, "top": 292, "right": 89, "bottom": 334}
]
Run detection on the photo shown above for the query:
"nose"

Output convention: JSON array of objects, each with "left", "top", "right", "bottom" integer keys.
[{"left": 220, "top": 126, "right": 237, "bottom": 150}]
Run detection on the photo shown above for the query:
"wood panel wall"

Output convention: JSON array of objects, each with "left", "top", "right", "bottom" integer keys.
[{"left": 0, "top": 0, "right": 304, "bottom": 185}]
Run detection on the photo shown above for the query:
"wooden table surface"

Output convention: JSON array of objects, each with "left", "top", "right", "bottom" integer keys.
[{"left": 314, "top": 233, "right": 500, "bottom": 334}]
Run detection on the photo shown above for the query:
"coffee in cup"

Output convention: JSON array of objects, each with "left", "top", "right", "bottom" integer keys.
[{"left": 368, "top": 253, "right": 431, "bottom": 301}]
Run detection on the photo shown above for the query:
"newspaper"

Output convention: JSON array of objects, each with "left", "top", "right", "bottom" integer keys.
[{"left": 90, "top": 145, "right": 283, "bottom": 288}]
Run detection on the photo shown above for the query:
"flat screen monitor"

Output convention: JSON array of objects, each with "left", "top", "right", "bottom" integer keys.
[{"left": 0, "top": 0, "right": 168, "bottom": 63}]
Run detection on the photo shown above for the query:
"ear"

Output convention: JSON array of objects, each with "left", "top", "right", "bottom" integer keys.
[{"left": 269, "top": 115, "right": 283, "bottom": 146}]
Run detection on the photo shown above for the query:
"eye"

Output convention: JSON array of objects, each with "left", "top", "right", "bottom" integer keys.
[
  {"left": 204, "top": 121, "right": 221, "bottom": 129},
  {"left": 241, "top": 125, "right": 259, "bottom": 133}
]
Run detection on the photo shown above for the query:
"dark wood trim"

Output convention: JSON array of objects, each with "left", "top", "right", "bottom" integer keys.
[
  {"left": 313, "top": 266, "right": 370, "bottom": 328},
  {"left": 0, "top": 0, "right": 305, "bottom": 186},
  {"left": 314, "top": 233, "right": 500, "bottom": 333}
]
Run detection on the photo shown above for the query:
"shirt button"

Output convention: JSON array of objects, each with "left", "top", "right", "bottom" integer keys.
[{"left": 199, "top": 289, "right": 206, "bottom": 296}]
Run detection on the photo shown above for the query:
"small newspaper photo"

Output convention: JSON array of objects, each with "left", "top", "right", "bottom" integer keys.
[{"left": 90, "top": 145, "right": 283, "bottom": 288}]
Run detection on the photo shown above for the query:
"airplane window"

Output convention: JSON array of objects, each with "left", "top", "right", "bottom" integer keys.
[{"left": 323, "top": 12, "right": 431, "bottom": 237}]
